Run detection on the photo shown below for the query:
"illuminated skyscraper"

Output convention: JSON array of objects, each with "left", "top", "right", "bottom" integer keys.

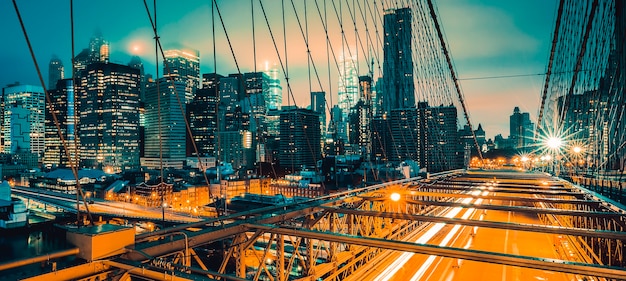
[
  {"left": 163, "top": 48, "right": 200, "bottom": 104},
  {"left": 310, "top": 91, "right": 327, "bottom": 152},
  {"left": 279, "top": 108, "right": 321, "bottom": 172},
  {"left": 128, "top": 56, "right": 147, "bottom": 102},
  {"left": 189, "top": 73, "right": 222, "bottom": 157},
  {"left": 48, "top": 55, "right": 64, "bottom": 90},
  {"left": 509, "top": 106, "right": 534, "bottom": 148},
  {"left": 44, "top": 79, "right": 77, "bottom": 168},
  {"left": 78, "top": 62, "right": 140, "bottom": 173},
  {"left": 1, "top": 83, "right": 45, "bottom": 156},
  {"left": 264, "top": 63, "right": 282, "bottom": 110},
  {"left": 141, "top": 77, "right": 187, "bottom": 169},
  {"left": 416, "top": 102, "right": 461, "bottom": 172},
  {"left": 338, "top": 55, "right": 359, "bottom": 121},
  {"left": 382, "top": 7, "right": 415, "bottom": 114},
  {"left": 73, "top": 32, "right": 109, "bottom": 76}
]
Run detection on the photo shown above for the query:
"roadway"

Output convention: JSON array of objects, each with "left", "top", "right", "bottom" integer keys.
[
  {"left": 349, "top": 177, "right": 589, "bottom": 281},
  {"left": 12, "top": 186, "right": 202, "bottom": 223}
]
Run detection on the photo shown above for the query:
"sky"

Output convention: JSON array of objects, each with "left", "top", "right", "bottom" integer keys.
[{"left": 0, "top": 0, "right": 558, "bottom": 139}]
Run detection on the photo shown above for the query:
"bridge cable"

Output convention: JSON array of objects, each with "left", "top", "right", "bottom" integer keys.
[{"left": 11, "top": 0, "right": 94, "bottom": 225}]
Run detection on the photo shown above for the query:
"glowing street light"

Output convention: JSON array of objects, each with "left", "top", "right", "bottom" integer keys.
[
  {"left": 546, "top": 137, "right": 563, "bottom": 149},
  {"left": 572, "top": 146, "right": 582, "bottom": 154},
  {"left": 390, "top": 192, "right": 401, "bottom": 202}
]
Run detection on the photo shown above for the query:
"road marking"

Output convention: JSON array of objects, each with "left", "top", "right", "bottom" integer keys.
[{"left": 502, "top": 200, "right": 512, "bottom": 281}]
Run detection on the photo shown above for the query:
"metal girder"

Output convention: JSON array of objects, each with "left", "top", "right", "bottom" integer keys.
[
  {"left": 103, "top": 260, "right": 196, "bottom": 281},
  {"left": 425, "top": 181, "right": 571, "bottom": 190},
  {"left": 0, "top": 248, "right": 80, "bottom": 272},
  {"left": 408, "top": 185, "right": 583, "bottom": 197},
  {"left": 320, "top": 206, "right": 626, "bottom": 240},
  {"left": 127, "top": 205, "right": 327, "bottom": 262},
  {"left": 393, "top": 198, "right": 623, "bottom": 218},
  {"left": 244, "top": 223, "right": 626, "bottom": 280},
  {"left": 20, "top": 260, "right": 111, "bottom": 281},
  {"left": 402, "top": 190, "right": 602, "bottom": 205}
]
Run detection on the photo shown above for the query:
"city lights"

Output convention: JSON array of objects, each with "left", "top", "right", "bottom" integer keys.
[
  {"left": 390, "top": 192, "right": 401, "bottom": 202},
  {"left": 546, "top": 136, "right": 563, "bottom": 149}
]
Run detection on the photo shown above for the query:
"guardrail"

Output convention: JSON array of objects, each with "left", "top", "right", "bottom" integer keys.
[{"left": 569, "top": 175, "right": 626, "bottom": 204}]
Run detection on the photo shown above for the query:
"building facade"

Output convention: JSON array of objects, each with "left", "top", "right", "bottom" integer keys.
[
  {"left": 48, "top": 56, "right": 64, "bottom": 90},
  {"left": 509, "top": 106, "right": 534, "bottom": 148},
  {"left": 163, "top": 48, "right": 200, "bottom": 104},
  {"left": 142, "top": 77, "right": 187, "bottom": 169},
  {"left": 382, "top": 7, "right": 415, "bottom": 115},
  {"left": 44, "top": 79, "right": 78, "bottom": 168},
  {"left": 78, "top": 62, "right": 141, "bottom": 173},
  {"left": 279, "top": 108, "right": 321, "bottom": 172},
  {"left": 1, "top": 84, "right": 45, "bottom": 157}
]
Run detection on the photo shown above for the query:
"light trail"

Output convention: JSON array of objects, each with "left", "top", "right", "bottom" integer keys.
[{"left": 374, "top": 190, "right": 486, "bottom": 281}]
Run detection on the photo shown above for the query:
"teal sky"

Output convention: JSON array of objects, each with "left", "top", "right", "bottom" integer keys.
[{"left": 1, "top": 0, "right": 557, "bottom": 139}]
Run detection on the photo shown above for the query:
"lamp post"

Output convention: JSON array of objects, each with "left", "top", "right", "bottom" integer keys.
[{"left": 545, "top": 137, "right": 563, "bottom": 175}]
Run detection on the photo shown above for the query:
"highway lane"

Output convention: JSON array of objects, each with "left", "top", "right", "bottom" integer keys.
[
  {"left": 13, "top": 186, "right": 202, "bottom": 223},
  {"left": 352, "top": 181, "right": 591, "bottom": 281}
]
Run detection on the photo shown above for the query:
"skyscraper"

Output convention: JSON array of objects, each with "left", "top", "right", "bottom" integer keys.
[
  {"left": 310, "top": 91, "right": 327, "bottom": 152},
  {"left": 218, "top": 74, "right": 243, "bottom": 129},
  {"left": 188, "top": 73, "right": 223, "bottom": 157},
  {"left": 279, "top": 108, "right": 321, "bottom": 172},
  {"left": 163, "top": 48, "right": 200, "bottom": 104},
  {"left": 48, "top": 56, "right": 64, "bottom": 90},
  {"left": 44, "top": 79, "right": 77, "bottom": 168},
  {"left": 78, "top": 62, "right": 140, "bottom": 173},
  {"left": 264, "top": 63, "right": 282, "bottom": 111},
  {"left": 242, "top": 72, "right": 269, "bottom": 135},
  {"left": 1, "top": 83, "right": 45, "bottom": 156},
  {"left": 141, "top": 77, "right": 187, "bottom": 169},
  {"left": 74, "top": 32, "right": 109, "bottom": 76},
  {"left": 417, "top": 102, "right": 461, "bottom": 172},
  {"left": 338, "top": 55, "right": 359, "bottom": 121},
  {"left": 128, "top": 56, "right": 147, "bottom": 102},
  {"left": 382, "top": 7, "right": 415, "bottom": 115},
  {"left": 349, "top": 76, "right": 373, "bottom": 158},
  {"left": 509, "top": 106, "right": 534, "bottom": 148}
]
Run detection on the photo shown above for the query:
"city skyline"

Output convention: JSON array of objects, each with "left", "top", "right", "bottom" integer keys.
[{"left": 1, "top": 0, "right": 557, "bottom": 139}]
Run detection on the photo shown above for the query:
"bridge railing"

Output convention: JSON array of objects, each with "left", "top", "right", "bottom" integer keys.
[{"left": 568, "top": 175, "right": 626, "bottom": 204}]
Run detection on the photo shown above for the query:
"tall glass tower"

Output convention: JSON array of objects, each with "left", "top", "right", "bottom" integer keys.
[
  {"left": 264, "top": 63, "right": 282, "bottom": 111},
  {"left": 142, "top": 77, "right": 187, "bottom": 169},
  {"left": 48, "top": 55, "right": 64, "bottom": 90},
  {"left": 382, "top": 7, "right": 414, "bottom": 115},
  {"left": 78, "top": 62, "right": 141, "bottom": 173},
  {"left": 163, "top": 48, "right": 200, "bottom": 104},
  {"left": 338, "top": 54, "right": 359, "bottom": 121},
  {"left": 1, "top": 84, "right": 45, "bottom": 156},
  {"left": 44, "top": 79, "right": 77, "bottom": 168}
]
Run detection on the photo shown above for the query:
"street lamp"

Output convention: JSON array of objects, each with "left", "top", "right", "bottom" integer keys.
[
  {"left": 546, "top": 137, "right": 563, "bottom": 150},
  {"left": 390, "top": 192, "right": 401, "bottom": 202}
]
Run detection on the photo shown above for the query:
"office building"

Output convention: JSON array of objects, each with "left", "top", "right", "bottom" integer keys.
[
  {"left": 311, "top": 91, "right": 326, "bottom": 153},
  {"left": 141, "top": 77, "right": 187, "bottom": 169},
  {"left": 417, "top": 102, "right": 461, "bottom": 172},
  {"left": 279, "top": 108, "right": 321, "bottom": 172},
  {"left": 188, "top": 73, "right": 222, "bottom": 157},
  {"left": 264, "top": 63, "right": 282, "bottom": 111},
  {"left": 48, "top": 55, "right": 64, "bottom": 90},
  {"left": 382, "top": 7, "right": 415, "bottom": 114},
  {"left": 1, "top": 83, "right": 45, "bottom": 157},
  {"left": 44, "top": 79, "right": 78, "bottom": 168},
  {"left": 163, "top": 48, "right": 200, "bottom": 104},
  {"left": 78, "top": 62, "right": 140, "bottom": 173},
  {"left": 509, "top": 106, "right": 534, "bottom": 148}
]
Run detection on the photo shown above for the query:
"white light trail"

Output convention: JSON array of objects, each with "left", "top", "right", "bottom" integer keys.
[{"left": 374, "top": 192, "right": 482, "bottom": 281}]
